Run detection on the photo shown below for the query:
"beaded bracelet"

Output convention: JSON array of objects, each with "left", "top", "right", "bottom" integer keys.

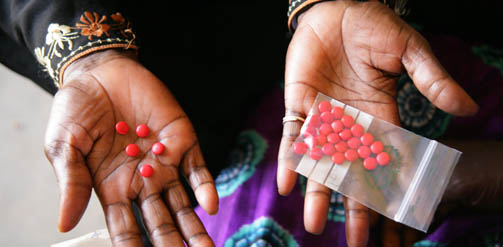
[{"left": 287, "top": 0, "right": 327, "bottom": 32}]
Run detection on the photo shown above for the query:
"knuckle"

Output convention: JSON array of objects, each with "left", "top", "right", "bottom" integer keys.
[
  {"left": 188, "top": 167, "right": 213, "bottom": 190},
  {"left": 44, "top": 140, "right": 72, "bottom": 162},
  {"left": 46, "top": 140, "right": 82, "bottom": 162},
  {"left": 63, "top": 179, "right": 93, "bottom": 191},
  {"left": 425, "top": 75, "right": 449, "bottom": 103},
  {"left": 111, "top": 231, "right": 142, "bottom": 244},
  {"left": 306, "top": 190, "right": 331, "bottom": 198},
  {"left": 150, "top": 223, "right": 177, "bottom": 238},
  {"left": 187, "top": 232, "right": 213, "bottom": 247},
  {"left": 345, "top": 208, "right": 369, "bottom": 219},
  {"left": 175, "top": 206, "right": 193, "bottom": 218}
]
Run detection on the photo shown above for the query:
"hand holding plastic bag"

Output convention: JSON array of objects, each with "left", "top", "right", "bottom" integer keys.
[{"left": 278, "top": 1, "right": 478, "bottom": 246}]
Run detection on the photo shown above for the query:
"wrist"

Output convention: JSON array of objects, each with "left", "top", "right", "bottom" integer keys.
[
  {"left": 62, "top": 49, "right": 137, "bottom": 86},
  {"left": 288, "top": 0, "right": 329, "bottom": 32}
]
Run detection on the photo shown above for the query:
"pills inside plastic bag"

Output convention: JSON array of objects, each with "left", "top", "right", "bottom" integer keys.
[
  {"left": 294, "top": 100, "right": 391, "bottom": 170},
  {"left": 286, "top": 92, "right": 461, "bottom": 232}
]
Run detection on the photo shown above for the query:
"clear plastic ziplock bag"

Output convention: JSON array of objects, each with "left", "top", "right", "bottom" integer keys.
[{"left": 286, "top": 92, "right": 461, "bottom": 232}]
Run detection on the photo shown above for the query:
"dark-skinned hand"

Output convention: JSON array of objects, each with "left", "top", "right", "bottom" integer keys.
[
  {"left": 44, "top": 49, "right": 218, "bottom": 246},
  {"left": 277, "top": 1, "right": 478, "bottom": 246}
]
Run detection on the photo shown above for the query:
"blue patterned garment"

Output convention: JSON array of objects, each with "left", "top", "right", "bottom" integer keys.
[
  {"left": 397, "top": 74, "right": 451, "bottom": 139},
  {"left": 215, "top": 130, "right": 268, "bottom": 198},
  {"left": 225, "top": 217, "right": 299, "bottom": 247}
]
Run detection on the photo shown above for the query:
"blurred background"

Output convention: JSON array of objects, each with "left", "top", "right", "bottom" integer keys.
[{"left": 0, "top": 64, "right": 105, "bottom": 246}]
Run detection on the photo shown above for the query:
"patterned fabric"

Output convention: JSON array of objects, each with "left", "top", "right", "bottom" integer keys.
[
  {"left": 414, "top": 240, "right": 448, "bottom": 247},
  {"left": 397, "top": 74, "right": 451, "bottom": 139},
  {"left": 483, "top": 232, "right": 503, "bottom": 247},
  {"left": 33, "top": 11, "right": 137, "bottom": 88},
  {"left": 472, "top": 45, "right": 503, "bottom": 72},
  {"left": 215, "top": 130, "right": 268, "bottom": 198},
  {"left": 224, "top": 217, "right": 299, "bottom": 247}
]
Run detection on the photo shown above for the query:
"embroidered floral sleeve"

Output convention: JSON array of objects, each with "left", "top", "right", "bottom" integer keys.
[{"left": 34, "top": 11, "right": 137, "bottom": 89}]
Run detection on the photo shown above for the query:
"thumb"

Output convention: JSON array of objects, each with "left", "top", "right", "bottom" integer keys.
[
  {"left": 45, "top": 140, "right": 93, "bottom": 232},
  {"left": 401, "top": 30, "right": 479, "bottom": 116}
]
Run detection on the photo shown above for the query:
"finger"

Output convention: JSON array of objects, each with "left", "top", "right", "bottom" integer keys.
[
  {"left": 139, "top": 193, "right": 184, "bottom": 246},
  {"left": 343, "top": 197, "right": 370, "bottom": 247},
  {"left": 44, "top": 140, "right": 93, "bottom": 233},
  {"left": 304, "top": 180, "right": 331, "bottom": 234},
  {"left": 277, "top": 120, "right": 302, "bottom": 195},
  {"left": 103, "top": 201, "right": 143, "bottom": 246},
  {"left": 182, "top": 144, "right": 218, "bottom": 215},
  {"left": 278, "top": 76, "right": 319, "bottom": 195},
  {"left": 381, "top": 218, "right": 401, "bottom": 247},
  {"left": 402, "top": 30, "right": 478, "bottom": 116},
  {"left": 164, "top": 180, "right": 214, "bottom": 246}
]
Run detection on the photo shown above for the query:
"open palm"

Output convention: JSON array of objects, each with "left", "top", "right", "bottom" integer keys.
[
  {"left": 278, "top": 1, "right": 477, "bottom": 246},
  {"left": 44, "top": 50, "right": 218, "bottom": 246}
]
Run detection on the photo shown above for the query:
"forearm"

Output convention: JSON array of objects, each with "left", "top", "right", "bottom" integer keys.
[{"left": 441, "top": 139, "right": 503, "bottom": 211}]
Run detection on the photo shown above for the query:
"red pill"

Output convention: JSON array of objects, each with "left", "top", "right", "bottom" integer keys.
[
  {"left": 140, "top": 164, "right": 154, "bottom": 177},
  {"left": 319, "top": 123, "right": 333, "bottom": 135},
  {"left": 345, "top": 149, "right": 359, "bottom": 162},
  {"left": 370, "top": 141, "right": 384, "bottom": 154},
  {"left": 347, "top": 137, "right": 362, "bottom": 149},
  {"left": 293, "top": 142, "right": 308, "bottom": 155},
  {"left": 152, "top": 142, "right": 165, "bottom": 155},
  {"left": 322, "top": 143, "right": 335, "bottom": 156},
  {"left": 332, "top": 152, "right": 345, "bottom": 164},
  {"left": 136, "top": 124, "right": 149, "bottom": 138},
  {"left": 376, "top": 152, "right": 390, "bottom": 166},
  {"left": 303, "top": 126, "right": 317, "bottom": 137},
  {"left": 363, "top": 157, "right": 378, "bottom": 170},
  {"left": 331, "top": 120, "right": 344, "bottom": 133},
  {"left": 334, "top": 141, "right": 348, "bottom": 153},
  {"left": 310, "top": 147, "right": 324, "bottom": 160},
  {"left": 320, "top": 112, "right": 334, "bottom": 123},
  {"left": 341, "top": 115, "right": 354, "bottom": 128},
  {"left": 331, "top": 106, "right": 344, "bottom": 119},
  {"left": 304, "top": 135, "right": 316, "bottom": 149},
  {"left": 115, "top": 121, "right": 129, "bottom": 135},
  {"left": 360, "top": 133, "right": 374, "bottom": 146},
  {"left": 357, "top": 145, "right": 371, "bottom": 159},
  {"left": 308, "top": 114, "right": 322, "bottom": 128},
  {"left": 126, "top": 143, "right": 140, "bottom": 157},
  {"left": 351, "top": 124, "right": 365, "bottom": 137},
  {"left": 318, "top": 101, "right": 332, "bottom": 113},
  {"left": 327, "top": 133, "right": 340, "bottom": 143},
  {"left": 339, "top": 129, "right": 352, "bottom": 141},
  {"left": 316, "top": 134, "right": 327, "bottom": 146}
]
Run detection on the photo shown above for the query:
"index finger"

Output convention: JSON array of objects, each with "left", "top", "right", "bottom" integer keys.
[
  {"left": 277, "top": 119, "right": 303, "bottom": 195},
  {"left": 277, "top": 83, "right": 319, "bottom": 195}
]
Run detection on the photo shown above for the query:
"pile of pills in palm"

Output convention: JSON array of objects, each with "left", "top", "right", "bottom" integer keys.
[
  {"left": 115, "top": 121, "right": 164, "bottom": 177},
  {"left": 293, "top": 101, "right": 390, "bottom": 170}
]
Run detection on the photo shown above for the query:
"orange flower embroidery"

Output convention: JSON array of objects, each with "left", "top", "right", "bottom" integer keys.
[
  {"left": 76, "top": 11, "right": 110, "bottom": 40},
  {"left": 111, "top": 13, "right": 125, "bottom": 25}
]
